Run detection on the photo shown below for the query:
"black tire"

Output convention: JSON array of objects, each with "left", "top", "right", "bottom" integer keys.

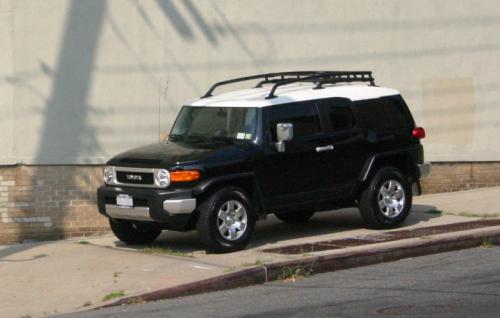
[
  {"left": 359, "top": 167, "right": 412, "bottom": 229},
  {"left": 109, "top": 219, "right": 162, "bottom": 245},
  {"left": 274, "top": 211, "right": 315, "bottom": 223},
  {"left": 197, "top": 187, "right": 256, "bottom": 253}
]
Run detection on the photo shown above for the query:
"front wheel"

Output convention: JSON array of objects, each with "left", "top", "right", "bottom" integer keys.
[
  {"left": 358, "top": 167, "right": 412, "bottom": 229},
  {"left": 109, "top": 219, "right": 162, "bottom": 245},
  {"left": 197, "top": 187, "right": 256, "bottom": 253}
]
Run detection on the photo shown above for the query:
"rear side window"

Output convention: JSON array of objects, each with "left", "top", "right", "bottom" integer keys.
[
  {"left": 317, "top": 98, "right": 355, "bottom": 132},
  {"left": 354, "top": 96, "right": 412, "bottom": 132},
  {"left": 267, "top": 101, "right": 320, "bottom": 141}
]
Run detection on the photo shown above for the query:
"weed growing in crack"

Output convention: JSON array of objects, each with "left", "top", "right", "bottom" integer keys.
[
  {"left": 102, "top": 290, "right": 125, "bottom": 302},
  {"left": 480, "top": 238, "right": 494, "bottom": 248},
  {"left": 278, "top": 263, "right": 314, "bottom": 282}
]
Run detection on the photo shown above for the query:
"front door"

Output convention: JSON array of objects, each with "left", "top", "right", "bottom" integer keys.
[{"left": 256, "top": 101, "right": 328, "bottom": 209}]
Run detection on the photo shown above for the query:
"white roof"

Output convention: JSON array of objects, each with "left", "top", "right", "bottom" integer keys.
[{"left": 187, "top": 83, "right": 400, "bottom": 108}]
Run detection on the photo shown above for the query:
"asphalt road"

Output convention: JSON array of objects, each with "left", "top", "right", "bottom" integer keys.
[{"left": 59, "top": 246, "right": 500, "bottom": 318}]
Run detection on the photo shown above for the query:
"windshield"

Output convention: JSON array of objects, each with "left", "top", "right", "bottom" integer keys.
[{"left": 170, "top": 106, "right": 257, "bottom": 142}]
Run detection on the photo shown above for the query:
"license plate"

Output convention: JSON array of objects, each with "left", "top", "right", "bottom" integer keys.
[{"left": 116, "top": 194, "right": 133, "bottom": 207}]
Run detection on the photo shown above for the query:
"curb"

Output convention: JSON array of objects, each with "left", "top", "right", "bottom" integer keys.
[
  {"left": 101, "top": 226, "right": 500, "bottom": 308},
  {"left": 101, "top": 266, "right": 267, "bottom": 307}
]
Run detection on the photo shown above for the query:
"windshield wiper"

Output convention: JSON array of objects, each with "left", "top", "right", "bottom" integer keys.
[
  {"left": 184, "top": 135, "right": 209, "bottom": 143},
  {"left": 209, "top": 136, "right": 234, "bottom": 145},
  {"left": 169, "top": 134, "right": 209, "bottom": 143},
  {"left": 171, "top": 134, "right": 236, "bottom": 145}
]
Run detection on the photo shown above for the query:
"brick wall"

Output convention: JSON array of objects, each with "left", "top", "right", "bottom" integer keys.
[
  {"left": 0, "top": 162, "right": 499, "bottom": 245},
  {"left": 421, "top": 162, "right": 500, "bottom": 194},
  {"left": 0, "top": 165, "right": 109, "bottom": 244}
]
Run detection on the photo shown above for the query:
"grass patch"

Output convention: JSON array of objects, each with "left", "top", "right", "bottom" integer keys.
[
  {"left": 142, "top": 245, "right": 193, "bottom": 258},
  {"left": 102, "top": 290, "right": 125, "bottom": 302},
  {"left": 480, "top": 238, "right": 494, "bottom": 248},
  {"left": 77, "top": 241, "right": 89, "bottom": 245},
  {"left": 449, "top": 211, "right": 500, "bottom": 218},
  {"left": 425, "top": 209, "right": 443, "bottom": 215},
  {"left": 82, "top": 301, "right": 92, "bottom": 307},
  {"left": 113, "top": 271, "right": 122, "bottom": 278},
  {"left": 426, "top": 209, "right": 500, "bottom": 218},
  {"left": 420, "top": 236, "right": 433, "bottom": 240},
  {"left": 278, "top": 265, "right": 313, "bottom": 282}
]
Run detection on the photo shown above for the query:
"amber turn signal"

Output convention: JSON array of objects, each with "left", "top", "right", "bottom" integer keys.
[{"left": 170, "top": 170, "right": 200, "bottom": 182}]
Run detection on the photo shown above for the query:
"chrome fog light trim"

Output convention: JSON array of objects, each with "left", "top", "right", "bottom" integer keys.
[{"left": 154, "top": 169, "right": 171, "bottom": 188}]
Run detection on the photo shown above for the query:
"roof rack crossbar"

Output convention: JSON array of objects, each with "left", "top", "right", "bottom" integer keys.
[
  {"left": 266, "top": 71, "right": 375, "bottom": 99},
  {"left": 313, "top": 72, "right": 375, "bottom": 90},
  {"left": 201, "top": 71, "right": 320, "bottom": 98}
]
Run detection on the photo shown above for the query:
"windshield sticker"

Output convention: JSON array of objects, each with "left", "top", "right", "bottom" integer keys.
[{"left": 236, "top": 132, "right": 245, "bottom": 139}]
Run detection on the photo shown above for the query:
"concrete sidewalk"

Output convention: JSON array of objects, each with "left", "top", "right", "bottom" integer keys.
[{"left": 1, "top": 187, "right": 500, "bottom": 318}]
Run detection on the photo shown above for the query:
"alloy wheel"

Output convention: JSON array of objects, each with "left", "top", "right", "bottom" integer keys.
[
  {"left": 217, "top": 199, "right": 248, "bottom": 241},
  {"left": 377, "top": 180, "right": 406, "bottom": 218}
]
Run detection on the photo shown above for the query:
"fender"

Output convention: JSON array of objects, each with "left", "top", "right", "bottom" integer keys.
[
  {"left": 359, "top": 148, "right": 419, "bottom": 183},
  {"left": 192, "top": 172, "right": 266, "bottom": 217}
]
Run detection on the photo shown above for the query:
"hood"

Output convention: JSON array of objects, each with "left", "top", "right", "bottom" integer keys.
[{"left": 107, "top": 140, "right": 251, "bottom": 168}]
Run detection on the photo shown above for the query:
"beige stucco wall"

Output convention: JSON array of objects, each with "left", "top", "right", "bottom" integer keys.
[{"left": 0, "top": 0, "right": 499, "bottom": 164}]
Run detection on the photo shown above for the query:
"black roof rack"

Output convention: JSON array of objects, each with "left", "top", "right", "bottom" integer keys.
[
  {"left": 201, "top": 71, "right": 375, "bottom": 99},
  {"left": 266, "top": 71, "right": 375, "bottom": 99}
]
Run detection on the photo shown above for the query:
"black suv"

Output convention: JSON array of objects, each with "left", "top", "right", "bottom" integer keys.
[{"left": 97, "top": 71, "right": 430, "bottom": 253}]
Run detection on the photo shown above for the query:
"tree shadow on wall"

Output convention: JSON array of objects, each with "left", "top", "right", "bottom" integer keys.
[{"left": 1, "top": 0, "right": 107, "bottom": 260}]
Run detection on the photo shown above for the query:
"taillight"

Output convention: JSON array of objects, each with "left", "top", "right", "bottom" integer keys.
[{"left": 412, "top": 127, "right": 426, "bottom": 139}]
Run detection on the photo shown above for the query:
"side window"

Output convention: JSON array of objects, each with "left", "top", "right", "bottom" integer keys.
[
  {"left": 267, "top": 101, "right": 320, "bottom": 141},
  {"left": 318, "top": 99, "right": 355, "bottom": 132},
  {"left": 329, "top": 107, "right": 354, "bottom": 130},
  {"left": 355, "top": 97, "right": 411, "bottom": 132}
]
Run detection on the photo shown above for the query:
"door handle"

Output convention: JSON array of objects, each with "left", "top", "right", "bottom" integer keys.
[{"left": 316, "top": 145, "right": 334, "bottom": 152}]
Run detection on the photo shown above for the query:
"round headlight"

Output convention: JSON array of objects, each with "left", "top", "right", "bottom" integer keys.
[
  {"left": 154, "top": 169, "right": 170, "bottom": 188},
  {"left": 103, "top": 166, "right": 114, "bottom": 184}
]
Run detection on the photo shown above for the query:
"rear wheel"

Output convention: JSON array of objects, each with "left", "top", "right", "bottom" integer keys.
[
  {"left": 359, "top": 167, "right": 412, "bottom": 229},
  {"left": 109, "top": 219, "right": 162, "bottom": 245},
  {"left": 274, "top": 211, "right": 315, "bottom": 223},
  {"left": 197, "top": 187, "right": 256, "bottom": 253}
]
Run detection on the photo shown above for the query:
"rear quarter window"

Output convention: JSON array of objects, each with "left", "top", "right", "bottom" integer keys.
[
  {"left": 317, "top": 98, "right": 355, "bottom": 132},
  {"left": 354, "top": 96, "right": 413, "bottom": 132}
]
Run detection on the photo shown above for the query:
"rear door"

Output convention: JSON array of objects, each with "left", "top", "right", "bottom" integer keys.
[{"left": 315, "top": 98, "right": 368, "bottom": 196}]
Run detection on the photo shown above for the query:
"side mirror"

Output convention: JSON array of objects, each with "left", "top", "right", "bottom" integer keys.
[{"left": 275, "top": 123, "right": 293, "bottom": 152}]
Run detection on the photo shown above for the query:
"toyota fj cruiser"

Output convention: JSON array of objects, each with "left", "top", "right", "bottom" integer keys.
[{"left": 97, "top": 71, "right": 431, "bottom": 253}]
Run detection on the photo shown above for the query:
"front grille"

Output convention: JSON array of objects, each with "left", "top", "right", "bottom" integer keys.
[{"left": 116, "top": 171, "right": 154, "bottom": 185}]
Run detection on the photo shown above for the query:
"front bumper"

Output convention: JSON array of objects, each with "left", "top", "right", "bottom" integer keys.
[{"left": 97, "top": 186, "right": 197, "bottom": 229}]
